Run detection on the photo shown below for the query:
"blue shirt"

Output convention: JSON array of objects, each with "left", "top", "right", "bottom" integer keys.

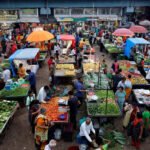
[
  {"left": 75, "top": 81, "right": 84, "bottom": 98},
  {"left": 27, "top": 72, "right": 36, "bottom": 86}
]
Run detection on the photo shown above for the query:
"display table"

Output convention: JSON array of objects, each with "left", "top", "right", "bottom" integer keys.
[
  {"left": 41, "top": 97, "right": 69, "bottom": 123},
  {"left": 83, "top": 63, "right": 99, "bottom": 73},
  {"left": 86, "top": 90, "right": 120, "bottom": 117},
  {"left": 0, "top": 100, "right": 18, "bottom": 138},
  {"left": 133, "top": 89, "right": 150, "bottom": 106},
  {"left": 104, "top": 43, "right": 123, "bottom": 54},
  {"left": 58, "top": 55, "right": 75, "bottom": 64},
  {"left": 55, "top": 64, "right": 75, "bottom": 77}
]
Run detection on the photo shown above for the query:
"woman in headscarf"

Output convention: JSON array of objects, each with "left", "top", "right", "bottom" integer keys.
[{"left": 34, "top": 108, "right": 49, "bottom": 150}]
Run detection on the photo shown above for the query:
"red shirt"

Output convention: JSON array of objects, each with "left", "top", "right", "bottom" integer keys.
[{"left": 47, "top": 59, "right": 53, "bottom": 68}]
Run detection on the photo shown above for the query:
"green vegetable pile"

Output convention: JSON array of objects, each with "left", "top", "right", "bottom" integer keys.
[
  {"left": 0, "top": 87, "right": 28, "bottom": 98},
  {"left": 104, "top": 43, "right": 122, "bottom": 54},
  {"left": 87, "top": 103, "right": 120, "bottom": 116},
  {"left": 0, "top": 100, "right": 17, "bottom": 130},
  {"left": 84, "top": 72, "right": 110, "bottom": 89},
  {"left": 95, "top": 90, "right": 114, "bottom": 99}
]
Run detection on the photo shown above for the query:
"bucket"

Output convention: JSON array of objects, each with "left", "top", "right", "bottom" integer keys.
[{"left": 5, "top": 85, "right": 11, "bottom": 90}]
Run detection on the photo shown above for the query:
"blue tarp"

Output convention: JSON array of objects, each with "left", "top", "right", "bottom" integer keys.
[
  {"left": 124, "top": 38, "right": 150, "bottom": 58},
  {"left": 9, "top": 48, "right": 39, "bottom": 77}
]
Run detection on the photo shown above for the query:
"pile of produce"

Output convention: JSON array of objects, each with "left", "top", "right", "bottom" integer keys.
[
  {"left": 95, "top": 90, "right": 114, "bottom": 99},
  {"left": 0, "top": 100, "right": 17, "bottom": 130},
  {"left": 65, "top": 70, "right": 75, "bottom": 76},
  {"left": 104, "top": 43, "right": 122, "bottom": 53},
  {"left": 39, "top": 53, "right": 46, "bottom": 60},
  {"left": 56, "top": 64, "right": 74, "bottom": 70},
  {"left": 0, "top": 87, "right": 28, "bottom": 98},
  {"left": 41, "top": 97, "right": 68, "bottom": 121},
  {"left": 83, "top": 63, "right": 99, "bottom": 73},
  {"left": 131, "top": 76, "right": 148, "bottom": 85},
  {"left": 0, "top": 59, "right": 10, "bottom": 69},
  {"left": 84, "top": 72, "right": 110, "bottom": 89},
  {"left": 87, "top": 102, "right": 120, "bottom": 116},
  {"left": 145, "top": 58, "right": 150, "bottom": 65}
]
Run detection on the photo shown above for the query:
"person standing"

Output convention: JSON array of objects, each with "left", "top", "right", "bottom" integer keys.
[
  {"left": 111, "top": 59, "right": 119, "bottom": 73},
  {"left": 131, "top": 112, "right": 144, "bottom": 150},
  {"left": 2, "top": 68, "right": 11, "bottom": 83},
  {"left": 18, "top": 63, "right": 26, "bottom": 78},
  {"left": 115, "top": 87, "right": 126, "bottom": 112},
  {"left": 68, "top": 91, "right": 80, "bottom": 130},
  {"left": 44, "top": 139, "right": 57, "bottom": 150},
  {"left": 117, "top": 77, "right": 126, "bottom": 89},
  {"left": 125, "top": 75, "right": 132, "bottom": 100},
  {"left": 74, "top": 77, "right": 86, "bottom": 105},
  {"left": 26, "top": 69, "right": 37, "bottom": 95}
]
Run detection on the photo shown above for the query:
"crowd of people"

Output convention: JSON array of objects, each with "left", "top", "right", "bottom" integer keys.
[{"left": 0, "top": 21, "right": 150, "bottom": 150}]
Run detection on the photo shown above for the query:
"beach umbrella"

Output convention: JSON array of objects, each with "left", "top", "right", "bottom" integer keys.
[
  {"left": 113, "top": 28, "right": 134, "bottom": 37},
  {"left": 139, "top": 20, "right": 150, "bottom": 26},
  {"left": 27, "top": 30, "right": 54, "bottom": 42},
  {"left": 129, "top": 25, "right": 148, "bottom": 33}
]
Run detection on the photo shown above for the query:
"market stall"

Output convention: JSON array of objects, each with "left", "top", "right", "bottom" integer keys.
[
  {"left": 57, "top": 34, "right": 75, "bottom": 55},
  {"left": 124, "top": 38, "right": 150, "bottom": 60},
  {"left": 86, "top": 90, "right": 121, "bottom": 117},
  {"left": 83, "top": 62, "right": 100, "bottom": 73},
  {"left": 84, "top": 72, "right": 110, "bottom": 89},
  {"left": 0, "top": 80, "right": 30, "bottom": 101},
  {"left": 9, "top": 48, "right": 40, "bottom": 77},
  {"left": 118, "top": 60, "right": 150, "bottom": 88},
  {"left": 80, "top": 38, "right": 95, "bottom": 54},
  {"left": 0, "top": 100, "right": 18, "bottom": 138},
  {"left": 133, "top": 89, "right": 150, "bottom": 106},
  {"left": 41, "top": 97, "right": 69, "bottom": 123},
  {"left": 55, "top": 64, "right": 75, "bottom": 84},
  {"left": 58, "top": 55, "right": 75, "bottom": 64}
]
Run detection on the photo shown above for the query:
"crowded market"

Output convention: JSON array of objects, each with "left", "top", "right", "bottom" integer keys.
[{"left": 0, "top": 1, "right": 150, "bottom": 150}]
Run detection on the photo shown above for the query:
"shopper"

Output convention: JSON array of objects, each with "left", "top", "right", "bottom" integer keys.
[
  {"left": 26, "top": 69, "right": 37, "bottom": 95},
  {"left": 131, "top": 112, "right": 144, "bottom": 150},
  {"left": 44, "top": 139, "right": 57, "bottom": 150},
  {"left": 26, "top": 91, "right": 36, "bottom": 109},
  {"left": 35, "top": 108, "right": 49, "bottom": 150},
  {"left": 115, "top": 87, "right": 126, "bottom": 112},
  {"left": 111, "top": 59, "right": 119, "bottom": 73},
  {"left": 68, "top": 90, "right": 80, "bottom": 130},
  {"left": 125, "top": 75, "right": 132, "bottom": 100},
  {"left": 117, "top": 77, "right": 126, "bottom": 89}
]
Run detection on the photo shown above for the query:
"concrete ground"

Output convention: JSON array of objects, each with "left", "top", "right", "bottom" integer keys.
[{"left": 0, "top": 46, "right": 150, "bottom": 150}]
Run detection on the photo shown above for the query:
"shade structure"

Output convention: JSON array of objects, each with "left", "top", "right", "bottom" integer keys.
[
  {"left": 57, "top": 34, "right": 75, "bottom": 41},
  {"left": 129, "top": 25, "right": 148, "bottom": 33},
  {"left": 113, "top": 28, "right": 134, "bottom": 37},
  {"left": 27, "top": 30, "right": 54, "bottom": 42},
  {"left": 139, "top": 20, "right": 150, "bottom": 26}
]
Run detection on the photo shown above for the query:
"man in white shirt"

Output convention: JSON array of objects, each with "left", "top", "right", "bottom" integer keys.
[
  {"left": 79, "top": 117, "right": 95, "bottom": 144},
  {"left": 2, "top": 68, "right": 11, "bottom": 82},
  {"left": 37, "top": 86, "right": 49, "bottom": 103},
  {"left": 44, "top": 139, "right": 56, "bottom": 150}
]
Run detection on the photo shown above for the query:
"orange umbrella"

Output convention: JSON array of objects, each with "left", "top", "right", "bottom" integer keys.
[
  {"left": 27, "top": 30, "right": 54, "bottom": 42},
  {"left": 113, "top": 28, "right": 134, "bottom": 37},
  {"left": 129, "top": 25, "right": 148, "bottom": 33}
]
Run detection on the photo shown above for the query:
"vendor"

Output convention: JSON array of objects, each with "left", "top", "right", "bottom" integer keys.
[
  {"left": 74, "top": 77, "right": 86, "bottom": 105},
  {"left": 79, "top": 117, "right": 96, "bottom": 146},
  {"left": 2, "top": 67, "right": 11, "bottom": 83},
  {"left": 26, "top": 69, "right": 37, "bottom": 95},
  {"left": 37, "top": 85, "right": 50, "bottom": 103},
  {"left": 18, "top": 63, "right": 26, "bottom": 78},
  {"left": 138, "top": 58, "right": 146, "bottom": 77},
  {"left": 68, "top": 90, "right": 80, "bottom": 130}
]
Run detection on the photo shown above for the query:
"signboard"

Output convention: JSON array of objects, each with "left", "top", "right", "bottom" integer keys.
[
  {"left": 98, "top": 15, "right": 118, "bottom": 21},
  {"left": 20, "top": 9, "right": 38, "bottom": 16},
  {"left": 126, "top": 7, "right": 134, "bottom": 13},
  {"left": 40, "top": 8, "right": 51, "bottom": 15}
]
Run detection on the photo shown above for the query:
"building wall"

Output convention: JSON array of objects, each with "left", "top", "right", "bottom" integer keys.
[{"left": 0, "top": 0, "right": 149, "bottom": 9}]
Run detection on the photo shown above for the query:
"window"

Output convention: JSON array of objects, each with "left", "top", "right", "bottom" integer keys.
[
  {"left": 84, "top": 8, "right": 97, "bottom": 15},
  {"left": 111, "top": 8, "right": 121, "bottom": 15},
  {"left": 97, "top": 8, "right": 110, "bottom": 15},
  {"left": 71, "top": 8, "right": 84, "bottom": 15},
  {"left": 55, "top": 9, "right": 70, "bottom": 15},
  {"left": 20, "top": 9, "right": 38, "bottom": 16}
]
